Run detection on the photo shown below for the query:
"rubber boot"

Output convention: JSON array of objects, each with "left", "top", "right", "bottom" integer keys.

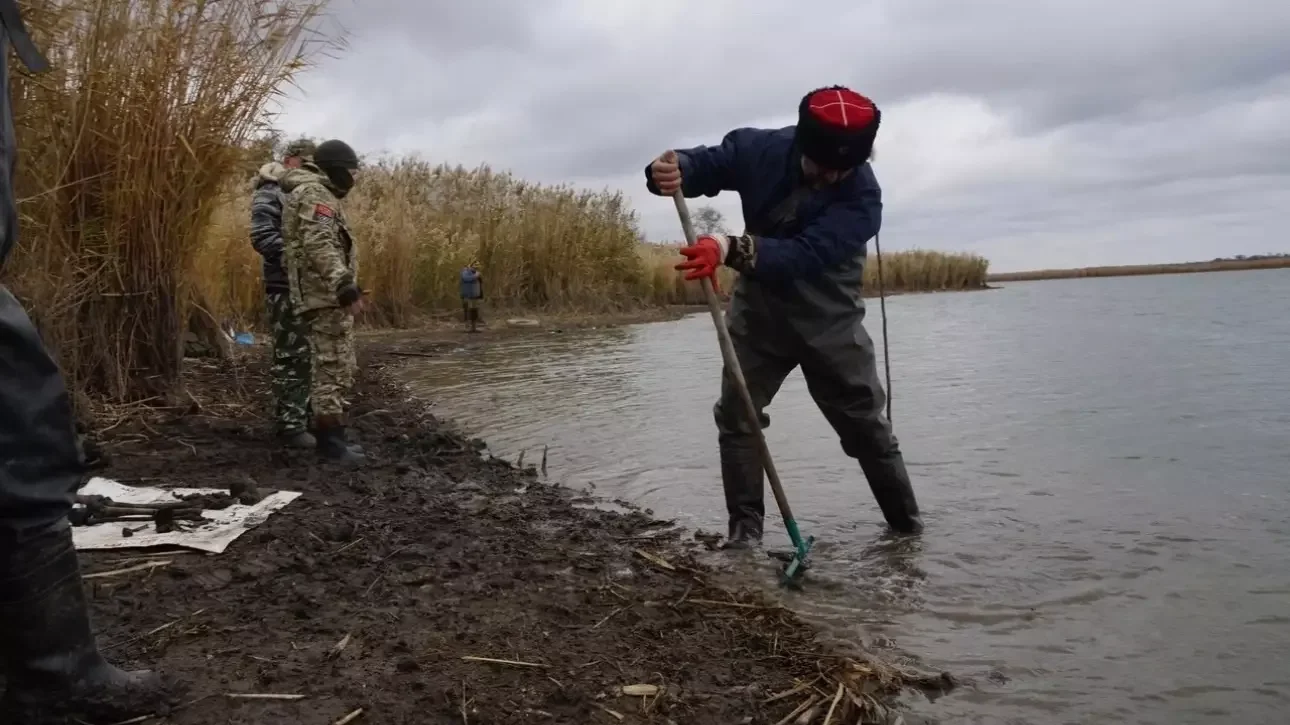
[
  {"left": 278, "top": 429, "right": 316, "bottom": 449},
  {"left": 314, "top": 415, "right": 366, "bottom": 465},
  {"left": 859, "top": 452, "right": 923, "bottom": 535},
  {"left": 0, "top": 526, "right": 175, "bottom": 724},
  {"left": 719, "top": 441, "right": 766, "bottom": 549},
  {"left": 332, "top": 404, "right": 364, "bottom": 454}
]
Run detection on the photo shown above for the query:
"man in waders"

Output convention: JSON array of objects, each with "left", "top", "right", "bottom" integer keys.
[
  {"left": 645, "top": 85, "right": 924, "bottom": 548},
  {"left": 0, "top": 2, "right": 174, "bottom": 720},
  {"left": 460, "top": 261, "right": 483, "bottom": 333}
]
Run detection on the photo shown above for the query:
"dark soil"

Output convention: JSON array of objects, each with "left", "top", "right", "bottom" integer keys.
[{"left": 73, "top": 340, "right": 943, "bottom": 724}]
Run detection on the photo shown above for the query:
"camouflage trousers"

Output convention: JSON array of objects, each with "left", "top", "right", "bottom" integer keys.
[
  {"left": 266, "top": 292, "right": 312, "bottom": 434},
  {"left": 302, "top": 306, "right": 356, "bottom": 419}
]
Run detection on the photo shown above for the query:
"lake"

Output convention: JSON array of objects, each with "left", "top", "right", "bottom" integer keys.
[{"left": 399, "top": 268, "right": 1290, "bottom": 725}]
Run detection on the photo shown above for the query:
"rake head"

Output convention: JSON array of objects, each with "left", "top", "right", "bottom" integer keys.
[{"left": 767, "top": 534, "right": 815, "bottom": 588}]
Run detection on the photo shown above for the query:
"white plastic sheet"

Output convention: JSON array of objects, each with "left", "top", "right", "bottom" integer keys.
[{"left": 70, "top": 477, "right": 301, "bottom": 555}]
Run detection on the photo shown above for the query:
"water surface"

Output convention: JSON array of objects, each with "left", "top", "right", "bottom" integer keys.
[{"left": 401, "top": 269, "right": 1290, "bottom": 725}]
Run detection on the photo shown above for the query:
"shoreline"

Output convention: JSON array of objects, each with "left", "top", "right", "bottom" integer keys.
[
  {"left": 73, "top": 341, "right": 954, "bottom": 723},
  {"left": 987, "top": 257, "right": 1290, "bottom": 282},
  {"left": 355, "top": 304, "right": 701, "bottom": 347},
  {"left": 351, "top": 285, "right": 995, "bottom": 349}
]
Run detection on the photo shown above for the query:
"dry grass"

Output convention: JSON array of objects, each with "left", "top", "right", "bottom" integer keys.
[
  {"left": 5, "top": 0, "right": 338, "bottom": 402},
  {"left": 989, "top": 256, "right": 1290, "bottom": 282},
  {"left": 639, "top": 243, "right": 990, "bottom": 305}
]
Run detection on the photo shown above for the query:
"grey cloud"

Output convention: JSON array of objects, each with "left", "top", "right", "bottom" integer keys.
[
  {"left": 277, "top": 0, "right": 1290, "bottom": 270},
  {"left": 323, "top": 0, "right": 539, "bottom": 58},
  {"left": 451, "top": 0, "right": 1290, "bottom": 179}
]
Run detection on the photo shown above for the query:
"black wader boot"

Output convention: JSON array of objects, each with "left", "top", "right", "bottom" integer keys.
[
  {"left": 0, "top": 526, "right": 175, "bottom": 723},
  {"left": 719, "top": 440, "right": 766, "bottom": 548},
  {"left": 857, "top": 445, "right": 923, "bottom": 535}
]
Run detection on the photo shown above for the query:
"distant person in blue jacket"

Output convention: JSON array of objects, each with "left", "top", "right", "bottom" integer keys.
[
  {"left": 459, "top": 262, "right": 483, "bottom": 332},
  {"left": 645, "top": 85, "right": 923, "bottom": 548}
]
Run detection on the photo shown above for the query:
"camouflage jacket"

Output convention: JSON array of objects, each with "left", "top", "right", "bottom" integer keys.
[{"left": 280, "top": 164, "right": 359, "bottom": 313}]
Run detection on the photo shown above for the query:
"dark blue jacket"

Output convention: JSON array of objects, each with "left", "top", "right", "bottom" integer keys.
[
  {"left": 645, "top": 126, "right": 883, "bottom": 286},
  {"left": 459, "top": 267, "right": 482, "bottom": 299},
  {"left": 249, "top": 163, "right": 290, "bottom": 295}
]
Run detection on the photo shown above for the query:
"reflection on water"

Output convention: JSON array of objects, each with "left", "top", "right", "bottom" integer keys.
[{"left": 402, "top": 269, "right": 1290, "bottom": 725}]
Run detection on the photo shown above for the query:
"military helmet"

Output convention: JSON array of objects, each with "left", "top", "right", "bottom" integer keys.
[
  {"left": 314, "top": 139, "right": 359, "bottom": 170},
  {"left": 283, "top": 137, "right": 316, "bottom": 160}
]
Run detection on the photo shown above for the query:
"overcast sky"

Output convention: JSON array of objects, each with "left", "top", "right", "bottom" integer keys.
[{"left": 275, "top": 0, "right": 1290, "bottom": 272}]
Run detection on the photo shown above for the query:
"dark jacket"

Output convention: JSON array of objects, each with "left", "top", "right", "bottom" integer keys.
[
  {"left": 249, "top": 162, "right": 290, "bottom": 294},
  {"left": 646, "top": 126, "right": 882, "bottom": 286},
  {"left": 646, "top": 125, "right": 884, "bottom": 341},
  {"left": 459, "top": 268, "right": 482, "bottom": 299}
]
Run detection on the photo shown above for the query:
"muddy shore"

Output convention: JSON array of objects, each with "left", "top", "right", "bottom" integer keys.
[
  {"left": 66, "top": 322, "right": 952, "bottom": 724},
  {"left": 355, "top": 305, "right": 703, "bottom": 353}
]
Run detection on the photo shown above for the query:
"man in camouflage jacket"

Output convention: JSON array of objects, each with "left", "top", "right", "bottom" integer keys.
[
  {"left": 250, "top": 138, "right": 317, "bottom": 448},
  {"left": 280, "top": 139, "right": 367, "bottom": 464}
]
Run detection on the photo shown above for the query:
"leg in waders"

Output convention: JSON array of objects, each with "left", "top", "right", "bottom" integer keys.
[{"left": 0, "top": 5, "right": 176, "bottom": 720}]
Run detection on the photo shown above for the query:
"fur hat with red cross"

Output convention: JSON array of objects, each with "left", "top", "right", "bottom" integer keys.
[{"left": 795, "top": 85, "right": 880, "bottom": 171}]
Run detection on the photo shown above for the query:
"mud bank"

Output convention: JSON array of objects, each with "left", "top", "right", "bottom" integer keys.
[{"left": 70, "top": 342, "right": 950, "bottom": 724}]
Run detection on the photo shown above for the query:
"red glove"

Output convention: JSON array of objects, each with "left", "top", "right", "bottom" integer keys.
[{"left": 675, "top": 234, "right": 729, "bottom": 291}]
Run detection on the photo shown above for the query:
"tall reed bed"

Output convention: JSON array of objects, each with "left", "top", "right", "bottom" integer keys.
[
  {"left": 199, "top": 157, "right": 652, "bottom": 329},
  {"left": 201, "top": 161, "right": 990, "bottom": 328},
  {"left": 5, "top": 0, "right": 336, "bottom": 401},
  {"left": 638, "top": 243, "right": 990, "bottom": 305}
]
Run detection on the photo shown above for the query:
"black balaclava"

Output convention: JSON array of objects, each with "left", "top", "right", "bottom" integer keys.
[{"left": 312, "top": 139, "right": 360, "bottom": 198}]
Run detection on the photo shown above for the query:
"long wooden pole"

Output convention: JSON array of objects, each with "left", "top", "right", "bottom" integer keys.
[{"left": 670, "top": 192, "right": 807, "bottom": 552}]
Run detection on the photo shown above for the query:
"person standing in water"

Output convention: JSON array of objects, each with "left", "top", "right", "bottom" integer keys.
[{"left": 644, "top": 85, "right": 924, "bottom": 548}]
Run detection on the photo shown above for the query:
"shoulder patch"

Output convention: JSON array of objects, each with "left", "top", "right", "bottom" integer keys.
[{"left": 313, "top": 203, "right": 335, "bottom": 222}]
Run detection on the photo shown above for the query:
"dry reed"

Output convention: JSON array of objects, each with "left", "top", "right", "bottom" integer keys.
[
  {"left": 639, "top": 242, "right": 990, "bottom": 306},
  {"left": 5, "top": 0, "right": 338, "bottom": 402}
]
